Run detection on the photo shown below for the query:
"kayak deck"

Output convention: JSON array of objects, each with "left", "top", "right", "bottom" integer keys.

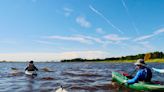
[
  {"left": 112, "top": 71, "right": 164, "bottom": 91},
  {"left": 25, "top": 70, "right": 37, "bottom": 76}
]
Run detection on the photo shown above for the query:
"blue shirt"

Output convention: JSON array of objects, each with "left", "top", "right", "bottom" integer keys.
[{"left": 127, "top": 67, "right": 152, "bottom": 84}]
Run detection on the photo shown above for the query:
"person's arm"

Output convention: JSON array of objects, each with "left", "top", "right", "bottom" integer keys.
[
  {"left": 34, "top": 65, "right": 38, "bottom": 71},
  {"left": 127, "top": 70, "right": 141, "bottom": 84},
  {"left": 25, "top": 67, "right": 28, "bottom": 71}
]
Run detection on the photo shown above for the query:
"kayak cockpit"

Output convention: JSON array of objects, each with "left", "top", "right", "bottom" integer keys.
[{"left": 112, "top": 71, "right": 164, "bottom": 91}]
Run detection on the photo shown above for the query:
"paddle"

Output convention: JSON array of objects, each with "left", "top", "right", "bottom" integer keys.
[
  {"left": 152, "top": 68, "right": 164, "bottom": 73},
  {"left": 144, "top": 53, "right": 151, "bottom": 62},
  {"left": 130, "top": 53, "right": 151, "bottom": 76}
]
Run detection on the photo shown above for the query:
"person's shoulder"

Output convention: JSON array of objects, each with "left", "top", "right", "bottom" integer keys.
[
  {"left": 138, "top": 69, "right": 145, "bottom": 73},
  {"left": 145, "top": 67, "right": 151, "bottom": 70},
  {"left": 136, "top": 69, "right": 143, "bottom": 74},
  {"left": 146, "top": 67, "right": 152, "bottom": 72}
]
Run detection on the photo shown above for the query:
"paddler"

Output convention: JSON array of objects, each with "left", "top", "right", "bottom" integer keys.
[
  {"left": 25, "top": 60, "right": 38, "bottom": 71},
  {"left": 123, "top": 59, "right": 152, "bottom": 84}
]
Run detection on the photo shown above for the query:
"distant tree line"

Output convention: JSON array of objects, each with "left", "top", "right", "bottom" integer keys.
[{"left": 60, "top": 51, "right": 164, "bottom": 62}]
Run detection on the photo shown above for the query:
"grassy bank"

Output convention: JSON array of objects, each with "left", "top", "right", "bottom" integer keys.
[
  {"left": 145, "top": 59, "right": 164, "bottom": 63},
  {"left": 97, "top": 58, "right": 164, "bottom": 63}
]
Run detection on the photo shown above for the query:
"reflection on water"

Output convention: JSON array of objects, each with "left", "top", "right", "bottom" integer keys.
[{"left": 0, "top": 62, "right": 164, "bottom": 92}]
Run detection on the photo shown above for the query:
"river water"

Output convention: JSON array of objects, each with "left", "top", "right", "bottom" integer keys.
[{"left": 0, "top": 62, "right": 164, "bottom": 92}]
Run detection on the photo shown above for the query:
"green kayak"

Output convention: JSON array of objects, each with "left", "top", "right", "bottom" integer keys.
[{"left": 112, "top": 71, "right": 164, "bottom": 91}]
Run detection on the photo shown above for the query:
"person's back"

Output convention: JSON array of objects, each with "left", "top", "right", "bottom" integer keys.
[
  {"left": 125, "top": 59, "right": 152, "bottom": 84},
  {"left": 25, "top": 61, "right": 38, "bottom": 71},
  {"left": 144, "top": 67, "right": 152, "bottom": 82},
  {"left": 137, "top": 66, "right": 152, "bottom": 82}
]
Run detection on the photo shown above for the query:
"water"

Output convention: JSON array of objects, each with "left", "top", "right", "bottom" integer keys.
[{"left": 0, "top": 62, "right": 164, "bottom": 92}]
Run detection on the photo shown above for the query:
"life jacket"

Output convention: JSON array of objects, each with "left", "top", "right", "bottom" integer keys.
[
  {"left": 27, "top": 64, "right": 35, "bottom": 71},
  {"left": 144, "top": 67, "right": 152, "bottom": 82}
]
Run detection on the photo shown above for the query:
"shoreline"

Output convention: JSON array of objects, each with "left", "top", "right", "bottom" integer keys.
[
  {"left": 61, "top": 58, "right": 164, "bottom": 63},
  {"left": 92, "top": 59, "right": 164, "bottom": 63},
  {"left": 0, "top": 59, "right": 164, "bottom": 63}
]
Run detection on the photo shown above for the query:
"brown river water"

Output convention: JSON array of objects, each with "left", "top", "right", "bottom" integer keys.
[{"left": 0, "top": 62, "right": 164, "bottom": 92}]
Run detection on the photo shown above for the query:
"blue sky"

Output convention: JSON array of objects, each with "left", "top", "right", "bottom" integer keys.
[{"left": 0, "top": 0, "right": 164, "bottom": 61}]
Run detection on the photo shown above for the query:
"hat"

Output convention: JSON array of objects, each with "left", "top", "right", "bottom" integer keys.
[
  {"left": 29, "top": 61, "right": 34, "bottom": 64},
  {"left": 134, "top": 59, "right": 146, "bottom": 66}
]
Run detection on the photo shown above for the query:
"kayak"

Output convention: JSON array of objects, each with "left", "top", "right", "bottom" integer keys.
[
  {"left": 25, "top": 70, "right": 37, "bottom": 76},
  {"left": 152, "top": 68, "right": 164, "bottom": 73},
  {"left": 55, "top": 86, "right": 67, "bottom": 92},
  {"left": 112, "top": 71, "right": 164, "bottom": 91}
]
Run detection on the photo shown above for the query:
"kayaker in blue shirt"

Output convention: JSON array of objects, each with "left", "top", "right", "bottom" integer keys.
[{"left": 124, "top": 59, "right": 152, "bottom": 84}]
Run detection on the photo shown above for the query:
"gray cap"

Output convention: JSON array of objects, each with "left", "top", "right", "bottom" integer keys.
[{"left": 134, "top": 59, "right": 146, "bottom": 66}]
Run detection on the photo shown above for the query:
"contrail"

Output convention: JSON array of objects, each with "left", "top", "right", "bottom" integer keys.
[
  {"left": 89, "top": 5, "right": 124, "bottom": 34},
  {"left": 121, "top": 0, "right": 139, "bottom": 35}
]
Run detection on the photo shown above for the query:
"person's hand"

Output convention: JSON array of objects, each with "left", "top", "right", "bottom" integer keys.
[
  {"left": 123, "top": 80, "right": 127, "bottom": 83},
  {"left": 121, "top": 80, "right": 128, "bottom": 85}
]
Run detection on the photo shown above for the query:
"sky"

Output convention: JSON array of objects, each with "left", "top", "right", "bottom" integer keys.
[{"left": 0, "top": 0, "right": 164, "bottom": 61}]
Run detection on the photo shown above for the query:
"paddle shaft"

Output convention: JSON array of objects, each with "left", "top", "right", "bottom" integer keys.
[{"left": 130, "top": 69, "right": 137, "bottom": 76}]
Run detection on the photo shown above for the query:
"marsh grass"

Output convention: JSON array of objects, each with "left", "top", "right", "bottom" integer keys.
[{"left": 96, "top": 59, "right": 164, "bottom": 63}]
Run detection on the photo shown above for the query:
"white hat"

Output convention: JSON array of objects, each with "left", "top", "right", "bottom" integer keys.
[{"left": 134, "top": 59, "right": 146, "bottom": 66}]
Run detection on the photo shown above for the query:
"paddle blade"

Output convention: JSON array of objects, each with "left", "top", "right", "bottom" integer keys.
[
  {"left": 152, "top": 68, "right": 164, "bottom": 73},
  {"left": 144, "top": 53, "right": 151, "bottom": 61}
]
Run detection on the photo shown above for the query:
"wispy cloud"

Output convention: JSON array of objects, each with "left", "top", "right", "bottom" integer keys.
[
  {"left": 42, "top": 33, "right": 157, "bottom": 53},
  {"left": 76, "top": 16, "right": 91, "bottom": 28},
  {"left": 134, "top": 34, "right": 154, "bottom": 41},
  {"left": 89, "top": 5, "right": 124, "bottom": 34},
  {"left": 76, "top": 35, "right": 104, "bottom": 44},
  {"left": 63, "top": 7, "right": 73, "bottom": 17},
  {"left": 134, "top": 28, "right": 164, "bottom": 41},
  {"left": 96, "top": 28, "right": 105, "bottom": 34},
  {"left": 120, "top": 42, "right": 154, "bottom": 53},
  {"left": 154, "top": 28, "right": 164, "bottom": 34},
  {"left": 43, "top": 34, "right": 131, "bottom": 48},
  {"left": 46, "top": 35, "right": 107, "bottom": 45},
  {"left": 138, "top": 41, "right": 154, "bottom": 50},
  {"left": 103, "top": 34, "right": 130, "bottom": 42},
  {"left": 47, "top": 35, "right": 93, "bottom": 44},
  {"left": 121, "top": 0, "right": 139, "bottom": 35}
]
